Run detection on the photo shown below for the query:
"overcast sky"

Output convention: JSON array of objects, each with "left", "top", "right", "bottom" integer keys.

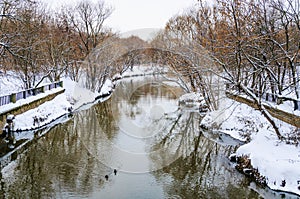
[{"left": 40, "top": 0, "right": 197, "bottom": 33}]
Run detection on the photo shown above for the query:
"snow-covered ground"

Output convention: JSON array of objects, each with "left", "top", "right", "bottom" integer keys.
[
  {"left": 13, "top": 94, "right": 71, "bottom": 131},
  {"left": 179, "top": 92, "right": 204, "bottom": 103},
  {"left": 0, "top": 87, "right": 65, "bottom": 114},
  {"left": 201, "top": 98, "right": 300, "bottom": 196},
  {"left": 63, "top": 77, "right": 96, "bottom": 110}
]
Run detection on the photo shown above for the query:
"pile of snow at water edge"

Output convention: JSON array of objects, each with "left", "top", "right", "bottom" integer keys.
[
  {"left": 63, "top": 77, "right": 96, "bottom": 110},
  {"left": 201, "top": 97, "right": 300, "bottom": 195},
  {"left": 201, "top": 98, "right": 265, "bottom": 141},
  {"left": 178, "top": 92, "right": 209, "bottom": 112},
  {"left": 236, "top": 130, "right": 300, "bottom": 196},
  {"left": 63, "top": 77, "right": 115, "bottom": 109},
  {"left": 178, "top": 92, "right": 205, "bottom": 106},
  {"left": 96, "top": 79, "right": 114, "bottom": 96},
  {"left": 13, "top": 94, "right": 71, "bottom": 131}
]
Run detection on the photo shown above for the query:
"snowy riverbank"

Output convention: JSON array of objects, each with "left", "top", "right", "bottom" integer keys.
[
  {"left": 0, "top": 65, "right": 161, "bottom": 132},
  {"left": 0, "top": 75, "right": 114, "bottom": 132},
  {"left": 201, "top": 98, "right": 300, "bottom": 196}
]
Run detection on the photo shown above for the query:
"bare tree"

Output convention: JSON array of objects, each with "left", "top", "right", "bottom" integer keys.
[
  {"left": 66, "top": 0, "right": 113, "bottom": 91},
  {"left": 0, "top": 0, "right": 21, "bottom": 70},
  {"left": 1, "top": 1, "right": 48, "bottom": 88},
  {"left": 68, "top": 0, "right": 113, "bottom": 56}
]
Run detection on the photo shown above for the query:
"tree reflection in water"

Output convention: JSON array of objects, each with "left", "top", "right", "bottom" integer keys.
[
  {"left": 0, "top": 103, "right": 116, "bottom": 198},
  {"left": 150, "top": 110, "right": 261, "bottom": 199}
]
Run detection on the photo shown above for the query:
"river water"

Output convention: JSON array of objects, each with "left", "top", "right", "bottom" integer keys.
[{"left": 0, "top": 76, "right": 299, "bottom": 199}]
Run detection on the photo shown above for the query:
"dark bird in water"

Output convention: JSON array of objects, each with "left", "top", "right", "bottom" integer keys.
[
  {"left": 114, "top": 169, "right": 117, "bottom": 175},
  {"left": 105, "top": 175, "right": 109, "bottom": 181}
]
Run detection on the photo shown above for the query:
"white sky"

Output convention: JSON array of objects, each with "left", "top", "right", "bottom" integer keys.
[
  {"left": 104, "top": 0, "right": 196, "bottom": 33},
  {"left": 40, "top": 0, "right": 197, "bottom": 33}
]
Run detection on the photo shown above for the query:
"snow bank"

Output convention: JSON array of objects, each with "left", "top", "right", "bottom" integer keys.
[
  {"left": 63, "top": 77, "right": 96, "bottom": 110},
  {"left": 97, "top": 79, "right": 114, "bottom": 96},
  {"left": 201, "top": 98, "right": 263, "bottom": 141},
  {"left": 237, "top": 131, "right": 300, "bottom": 195},
  {"left": 201, "top": 98, "right": 300, "bottom": 195},
  {"left": 179, "top": 92, "right": 203, "bottom": 102},
  {"left": 7, "top": 77, "right": 115, "bottom": 131},
  {"left": 178, "top": 92, "right": 207, "bottom": 112},
  {"left": 0, "top": 87, "right": 64, "bottom": 114},
  {"left": 1, "top": 76, "right": 114, "bottom": 131},
  {"left": 13, "top": 94, "right": 71, "bottom": 131}
]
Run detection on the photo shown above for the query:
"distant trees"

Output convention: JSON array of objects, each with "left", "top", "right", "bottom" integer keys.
[{"left": 83, "top": 35, "right": 149, "bottom": 93}]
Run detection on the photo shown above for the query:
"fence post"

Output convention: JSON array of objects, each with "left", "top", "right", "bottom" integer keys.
[
  {"left": 294, "top": 100, "right": 299, "bottom": 111},
  {"left": 0, "top": 80, "right": 63, "bottom": 107},
  {"left": 41, "top": 86, "right": 45, "bottom": 93},
  {"left": 10, "top": 93, "right": 16, "bottom": 103},
  {"left": 277, "top": 97, "right": 283, "bottom": 105}
]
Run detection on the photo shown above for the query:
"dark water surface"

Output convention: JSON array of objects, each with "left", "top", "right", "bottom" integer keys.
[{"left": 0, "top": 76, "right": 299, "bottom": 199}]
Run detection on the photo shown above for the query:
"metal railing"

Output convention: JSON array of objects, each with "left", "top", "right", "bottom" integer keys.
[
  {"left": 226, "top": 83, "right": 300, "bottom": 111},
  {"left": 0, "top": 81, "right": 63, "bottom": 107}
]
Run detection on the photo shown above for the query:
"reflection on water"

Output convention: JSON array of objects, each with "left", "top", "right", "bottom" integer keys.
[{"left": 0, "top": 76, "right": 299, "bottom": 199}]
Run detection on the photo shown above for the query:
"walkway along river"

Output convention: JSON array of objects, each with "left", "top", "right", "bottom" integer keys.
[{"left": 0, "top": 76, "right": 298, "bottom": 198}]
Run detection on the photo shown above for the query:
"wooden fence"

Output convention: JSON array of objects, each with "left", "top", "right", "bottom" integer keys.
[{"left": 0, "top": 81, "right": 63, "bottom": 107}]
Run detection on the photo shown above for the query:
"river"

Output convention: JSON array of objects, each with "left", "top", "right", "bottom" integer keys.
[{"left": 0, "top": 76, "right": 298, "bottom": 199}]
